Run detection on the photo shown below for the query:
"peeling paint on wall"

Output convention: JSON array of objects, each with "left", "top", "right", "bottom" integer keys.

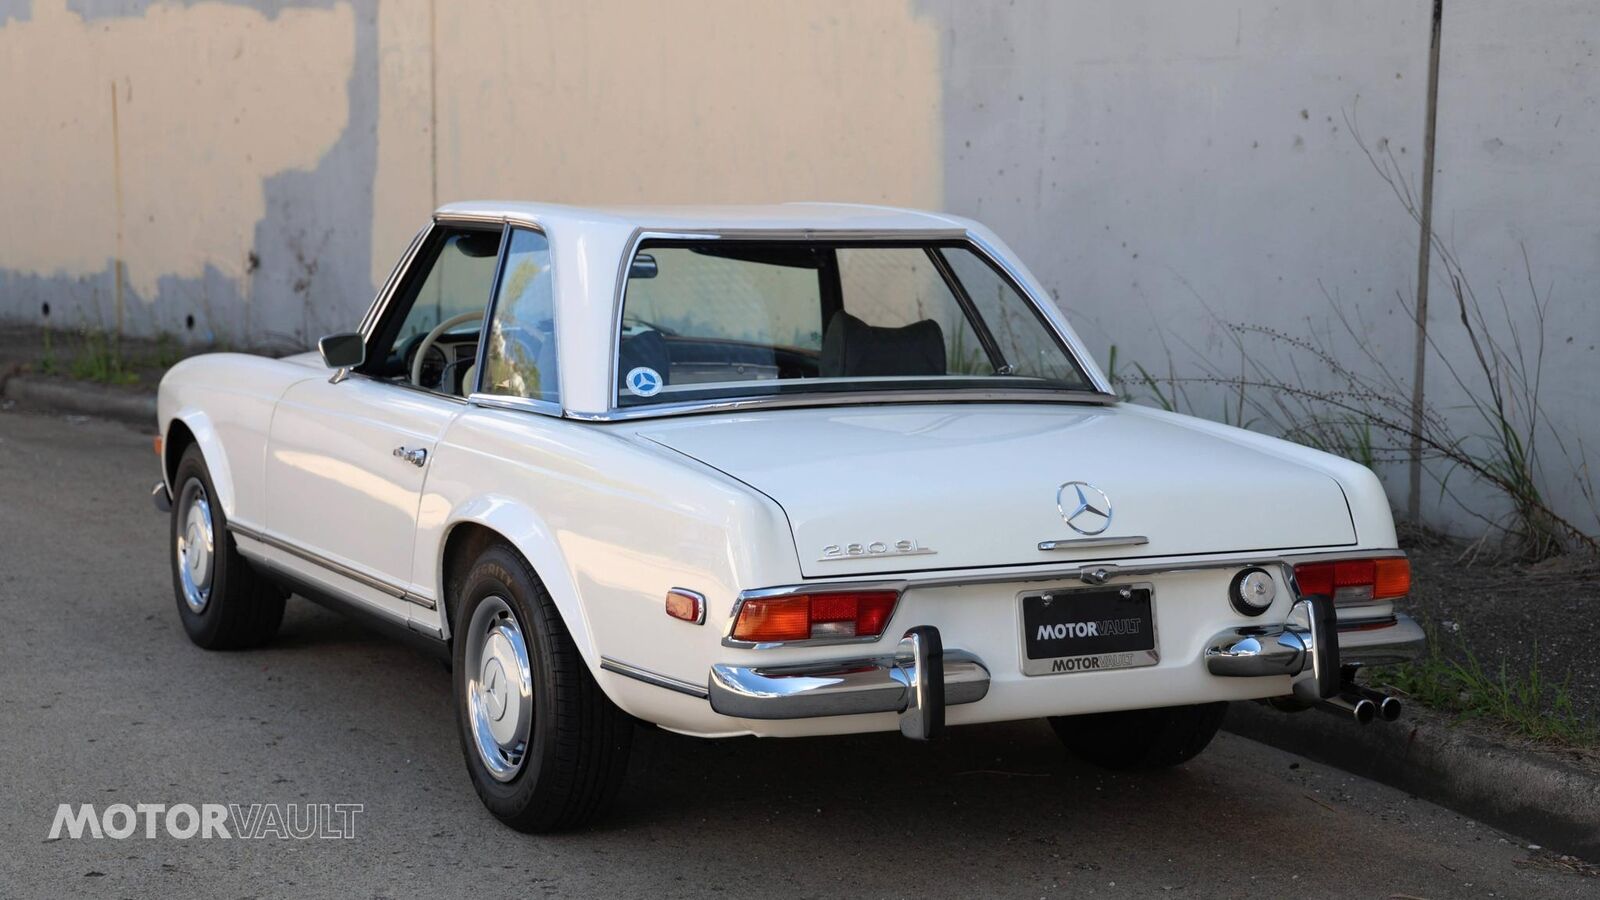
[
  {"left": 0, "top": 0, "right": 357, "bottom": 341},
  {"left": 0, "top": 0, "right": 31, "bottom": 26}
]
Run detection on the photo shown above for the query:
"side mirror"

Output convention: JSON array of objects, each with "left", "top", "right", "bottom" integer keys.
[{"left": 318, "top": 332, "right": 366, "bottom": 369}]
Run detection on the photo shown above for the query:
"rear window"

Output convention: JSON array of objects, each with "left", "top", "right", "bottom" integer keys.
[{"left": 615, "top": 239, "right": 1094, "bottom": 407}]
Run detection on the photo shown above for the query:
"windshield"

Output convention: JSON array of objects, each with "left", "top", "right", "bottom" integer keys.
[{"left": 615, "top": 239, "right": 1096, "bottom": 407}]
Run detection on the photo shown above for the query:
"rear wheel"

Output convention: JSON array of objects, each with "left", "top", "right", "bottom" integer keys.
[
  {"left": 452, "top": 544, "right": 633, "bottom": 832},
  {"left": 1048, "top": 702, "right": 1228, "bottom": 770},
  {"left": 169, "top": 445, "right": 285, "bottom": 649}
]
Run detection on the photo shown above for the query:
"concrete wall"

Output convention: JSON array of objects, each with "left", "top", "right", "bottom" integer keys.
[{"left": 1, "top": 0, "right": 1595, "bottom": 537}]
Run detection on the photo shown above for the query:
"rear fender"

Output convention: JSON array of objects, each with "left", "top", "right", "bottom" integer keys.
[{"left": 435, "top": 497, "right": 597, "bottom": 673}]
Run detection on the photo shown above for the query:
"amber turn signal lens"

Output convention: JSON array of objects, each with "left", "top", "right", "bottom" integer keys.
[
  {"left": 1372, "top": 557, "right": 1411, "bottom": 599},
  {"left": 730, "top": 596, "right": 811, "bottom": 642},
  {"left": 152, "top": 435, "right": 164, "bottom": 457},
  {"left": 730, "top": 590, "right": 900, "bottom": 644}
]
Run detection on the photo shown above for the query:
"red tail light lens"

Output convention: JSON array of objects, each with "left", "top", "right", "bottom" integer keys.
[
  {"left": 1294, "top": 557, "right": 1410, "bottom": 602},
  {"left": 730, "top": 590, "right": 900, "bottom": 643}
]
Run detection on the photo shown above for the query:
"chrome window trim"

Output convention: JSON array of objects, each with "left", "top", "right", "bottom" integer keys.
[
  {"left": 567, "top": 389, "right": 1116, "bottom": 423},
  {"left": 601, "top": 228, "right": 1112, "bottom": 419},
  {"left": 964, "top": 230, "right": 1115, "bottom": 396},
  {"left": 721, "top": 580, "right": 911, "bottom": 650},
  {"left": 229, "top": 522, "right": 436, "bottom": 609},
  {"left": 471, "top": 222, "right": 564, "bottom": 412},
  {"left": 342, "top": 369, "right": 469, "bottom": 405},
  {"left": 599, "top": 656, "right": 710, "bottom": 699},
  {"left": 434, "top": 210, "right": 510, "bottom": 228},
  {"left": 606, "top": 227, "right": 720, "bottom": 411},
  {"left": 467, "top": 393, "right": 562, "bottom": 417},
  {"left": 469, "top": 221, "right": 515, "bottom": 397},
  {"left": 356, "top": 223, "right": 433, "bottom": 340}
]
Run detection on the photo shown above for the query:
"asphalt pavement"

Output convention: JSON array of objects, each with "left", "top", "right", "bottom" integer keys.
[{"left": 0, "top": 406, "right": 1591, "bottom": 898}]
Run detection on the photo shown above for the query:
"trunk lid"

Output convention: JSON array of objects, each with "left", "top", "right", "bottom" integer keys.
[{"left": 636, "top": 404, "right": 1355, "bottom": 577}]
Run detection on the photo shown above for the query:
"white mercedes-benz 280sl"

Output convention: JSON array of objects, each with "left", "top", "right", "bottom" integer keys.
[{"left": 153, "top": 201, "right": 1423, "bottom": 831}]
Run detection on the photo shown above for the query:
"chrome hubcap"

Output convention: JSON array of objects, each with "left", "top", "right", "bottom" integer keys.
[
  {"left": 175, "top": 478, "right": 215, "bottom": 614},
  {"left": 464, "top": 596, "right": 533, "bottom": 781}
]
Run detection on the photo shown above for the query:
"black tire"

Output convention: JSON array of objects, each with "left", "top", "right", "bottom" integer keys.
[
  {"left": 452, "top": 544, "right": 633, "bottom": 832},
  {"left": 1048, "top": 702, "right": 1228, "bottom": 771},
  {"left": 169, "top": 445, "right": 286, "bottom": 649}
]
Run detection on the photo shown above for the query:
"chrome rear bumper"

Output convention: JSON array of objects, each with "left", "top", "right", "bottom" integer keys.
[
  {"left": 708, "top": 627, "right": 990, "bottom": 738},
  {"left": 1204, "top": 605, "right": 1425, "bottom": 679}
]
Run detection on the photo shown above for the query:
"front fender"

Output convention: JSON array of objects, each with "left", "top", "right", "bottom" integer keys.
[
  {"left": 162, "top": 408, "right": 238, "bottom": 520},
  {"left": 158, "top": 352, "right": 313, "bottom": 530}
]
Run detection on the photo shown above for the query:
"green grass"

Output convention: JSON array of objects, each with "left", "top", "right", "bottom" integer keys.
[
  {"left": 33, "top": 327, "right": 192, "bottom": 385},
  {"left": 38, "top": 326, "right": 58, "bottom": 375},
  {"left": 1372, "top": 633, "right": 1599, "bottom": 748},
  {"left": 67, "top": 330, "right": 140, "bottom": 385}
]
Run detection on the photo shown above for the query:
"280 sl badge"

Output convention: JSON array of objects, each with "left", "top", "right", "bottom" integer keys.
[{"left": 818, "top": 538, "right": 937, "bottom": 562}]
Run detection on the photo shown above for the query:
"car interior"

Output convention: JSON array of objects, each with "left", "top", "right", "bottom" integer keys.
[
  {"left": 360, "top": 228, "right": 503, "bottom": 397},
  {"left": 616, "top": 242, "right": 977, "bottom": 400}
]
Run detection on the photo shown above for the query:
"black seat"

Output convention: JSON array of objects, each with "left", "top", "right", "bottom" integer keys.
[{"left": 819, "top": 311, "right": 946, "bottom": 378}]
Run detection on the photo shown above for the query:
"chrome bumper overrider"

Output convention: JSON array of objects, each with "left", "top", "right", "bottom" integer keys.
[
  {"left": 1204, "top": 601, "right": 1425, "bottom": 680},
  {"left": 708, "top": 627, "right": 990, "bottom": 739}
]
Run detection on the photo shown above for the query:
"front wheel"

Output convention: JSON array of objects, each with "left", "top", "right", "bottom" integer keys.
[
  {"left": 1048, "top": 702, "right": 1228, "bottom": 770},
  {"left": 452, "top": 544, "right": 633, "bottom": 832},
  {"left": 169, "top": 445, "right": 285, "bottom": 649}
]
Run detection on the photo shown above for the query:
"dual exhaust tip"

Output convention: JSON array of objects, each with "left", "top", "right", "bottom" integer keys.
[{"left": 1318, "top": 684, "right": 1402, "bottom": 725}]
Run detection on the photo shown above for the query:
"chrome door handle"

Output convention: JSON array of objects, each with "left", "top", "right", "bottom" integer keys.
[{"left": 393, "top": 446, "right": 428, "bottom": 468}]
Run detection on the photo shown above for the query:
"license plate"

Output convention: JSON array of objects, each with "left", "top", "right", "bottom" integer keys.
[{"left": 1019, "top": 585, "right": 1159, "bottom": 676}]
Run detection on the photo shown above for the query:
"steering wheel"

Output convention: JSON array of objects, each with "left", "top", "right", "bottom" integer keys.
[{"left": 410, "top": 311, "right": 484, "bottom": 389}]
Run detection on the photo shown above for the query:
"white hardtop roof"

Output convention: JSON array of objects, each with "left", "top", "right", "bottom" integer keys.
[
  {"left": 434, "top": 200, "right": 972, "bottom": 233},
  {"left": 412, "top": 200, "right": 1109, "bottom": 414}
]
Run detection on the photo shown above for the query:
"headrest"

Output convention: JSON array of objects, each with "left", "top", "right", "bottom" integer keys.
[{"left": 819, "top": 311, "right": 946, "bottom": 378}]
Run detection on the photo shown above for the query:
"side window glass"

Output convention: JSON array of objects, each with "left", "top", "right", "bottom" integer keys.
[
  {"left": 482, "top": 229, "right": 558, "bottom": 402},
  {"left": 366, "top": 227, "right": 501, "bottom": 395}
]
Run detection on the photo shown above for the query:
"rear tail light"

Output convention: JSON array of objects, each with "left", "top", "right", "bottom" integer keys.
[
  {"left": 730, "top": 590, "right": 899, "bottom": 644},
  {"left": 1293, "top": 557, "right": 1410, "bottom": 602}
]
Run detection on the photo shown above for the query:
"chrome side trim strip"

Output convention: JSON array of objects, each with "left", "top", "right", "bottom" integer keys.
[
  {"left": 228, "top": 524, "right": 437, "bottom": 610},
  {"left": 599, "top": 656, "right": 710, "bottom": 699},
  {"left": 1037, "top": 535, "right": 1150, "bottom": 551}
]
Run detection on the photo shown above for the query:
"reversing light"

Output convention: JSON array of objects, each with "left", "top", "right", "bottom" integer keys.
[
  {"left": 1294, "top": 557, "right": 1410, "bottom": 603},
  {"left": 730, "top": 590, "right": 899, "bottom": 644}
]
